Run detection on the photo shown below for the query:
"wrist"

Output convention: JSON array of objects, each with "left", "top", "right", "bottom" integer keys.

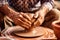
[
  {"left": 38, "top": 2, "right": 53, "bottom": 17},
  {"left": 38, "top": 7, "right": 49, "bottom": 17},
  {"left": 43, "top": 2, "right": 53, "bottom": 11}
]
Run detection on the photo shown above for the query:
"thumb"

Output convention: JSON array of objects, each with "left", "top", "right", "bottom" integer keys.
[{"left": 34, "top": 12, "right": 39, "bottom": 18}]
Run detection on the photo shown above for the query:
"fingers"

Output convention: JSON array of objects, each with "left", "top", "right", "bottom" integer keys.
[
  {"left": 2, "top": 29, "right": 12, "bottom": 36},
  {"left": 18, "top": 13, "right": 31, "bottom": 25},
  {"left": 2, "top": 27, "right": 23, "bottom": 36},
  {"left": 14, "top": 18, "right": 31, "bottom": 29},
  {"left": 2, "top": 27, "right": 24, "bottom": 36},
  {"left": 33, "top": 12, "right": 40, "bottom": 26},
  {"left": 17, "top": 19, "right": 30, "bottom": 26},
  {"left": 18, "top": 18, "right": 31, "bottom": 28},
  {"left": 20, "top": 13, "right": 31, "bottom": 21},
  {"left": 11, "top": 12, "right": 32, "bottom": 29},
  {"left": 33, "top": 11, "right": 45, "bottom": 26},
  {"left": 34, "top": 16, "right": 44, "bottom": 26},
  {"left": 33, "top": 17, "right": 41, "bottom": 26}
]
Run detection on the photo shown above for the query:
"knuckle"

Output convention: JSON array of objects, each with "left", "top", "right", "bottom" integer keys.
[{"left": 19, "top": 15, "right": 23, "bottom": 18}]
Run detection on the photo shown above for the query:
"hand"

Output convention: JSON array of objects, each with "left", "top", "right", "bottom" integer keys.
[
  {"left": 13, "top": 12, "right": 32, "bottom": 29},
  {"left": 2, "top": 26, "right": 25, "bottom": 35},
  {"left": 33, "top": 11, "right": 44, "bottom": 26}
]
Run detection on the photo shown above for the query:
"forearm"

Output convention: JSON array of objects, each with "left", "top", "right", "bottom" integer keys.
[
  {"left": 39, "top": 2, "right": 53, "bottom": 17},
  {"left": 10, "top": 26, "right": 25, "bottom": 32},
  {"left": 0, "top": 5, "right": 18, "bottom": 16},
  {"left": 0, "top": 5, "right": 20, "bottom": 22},
  {"left": 4, "top": 26, "right": 25, "bottom": 34},
  {"left": 39, "top": 5, "right": 49, "bottom": 17}
]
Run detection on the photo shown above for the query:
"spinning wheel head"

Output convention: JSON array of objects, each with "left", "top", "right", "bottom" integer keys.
[
  {"left": 7, "top": 0, "right": 40, "bottom": 12},
  {"left": 14, "top": 27, "right": 46, "bottom": 38}
]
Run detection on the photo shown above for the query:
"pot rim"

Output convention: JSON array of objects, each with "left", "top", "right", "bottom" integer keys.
[{"left": 52, "top": 20, "right": 60, "bottom": 28}]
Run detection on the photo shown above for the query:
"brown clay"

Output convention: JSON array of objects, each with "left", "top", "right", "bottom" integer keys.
[{"left": 52, "top": 20, "right": 60, "bottom": 39}]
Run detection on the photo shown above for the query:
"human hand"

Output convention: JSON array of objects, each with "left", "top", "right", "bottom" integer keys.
[
  {"left": 33, "top": 11, "right": 44, "bottom": 26},
  {"left": 13, "top": 12, "right": 32, "bottom": 29},
  {"left": 2, "top": 26, "right": 25, "bottom": 35}
]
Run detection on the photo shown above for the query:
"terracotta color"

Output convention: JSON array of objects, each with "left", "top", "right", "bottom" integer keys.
[
  {"left": 52, "top": 20, "right": 60, "bottom": 39},
  {"left": 1, "top": 27, "right": 56, "bottom": 40}
]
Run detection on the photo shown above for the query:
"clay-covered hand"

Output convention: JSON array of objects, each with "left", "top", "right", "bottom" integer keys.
[
  {"left": 14, "top": 12, "right": 32, "bottom": 29},
  {"left": 2, "top": 26, "right": 25, "bottom": 35},
  {"left": 33, "top": 11, "right": 44, "bottom": 26}
]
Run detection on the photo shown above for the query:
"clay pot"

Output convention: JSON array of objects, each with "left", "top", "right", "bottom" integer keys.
[{"left": 52, "top": 20, "right": 60, "bottom": 39}]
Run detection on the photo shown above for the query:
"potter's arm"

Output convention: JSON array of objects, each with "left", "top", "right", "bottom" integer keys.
[
  {"left": 0, "top": 5, "right": 31, "bottom": 29},
  {"left": 0, "top": 3, "right": 21, "bottom": 32},
  {"left": 0, "top": 5, "right": 20, "bottom": 19},
  {"left": 40, "top": 0, "right": 54, "bottom": 17},
  {"left": 0, "top": 5, "right": 22, "bottom": 34},
  {"left": 33, "top": 0, "right": 54, "bottom": 26},
  {"left": 0, "top": 0, "right": 19, "bottom": 21},
  {"left": 0, "top": 5, "right": 31, "bottom": 35}
]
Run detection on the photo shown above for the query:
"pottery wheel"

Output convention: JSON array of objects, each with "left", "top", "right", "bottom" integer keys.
[{"left": 14, "top": 27, "right": 46, "bottom": 38}]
